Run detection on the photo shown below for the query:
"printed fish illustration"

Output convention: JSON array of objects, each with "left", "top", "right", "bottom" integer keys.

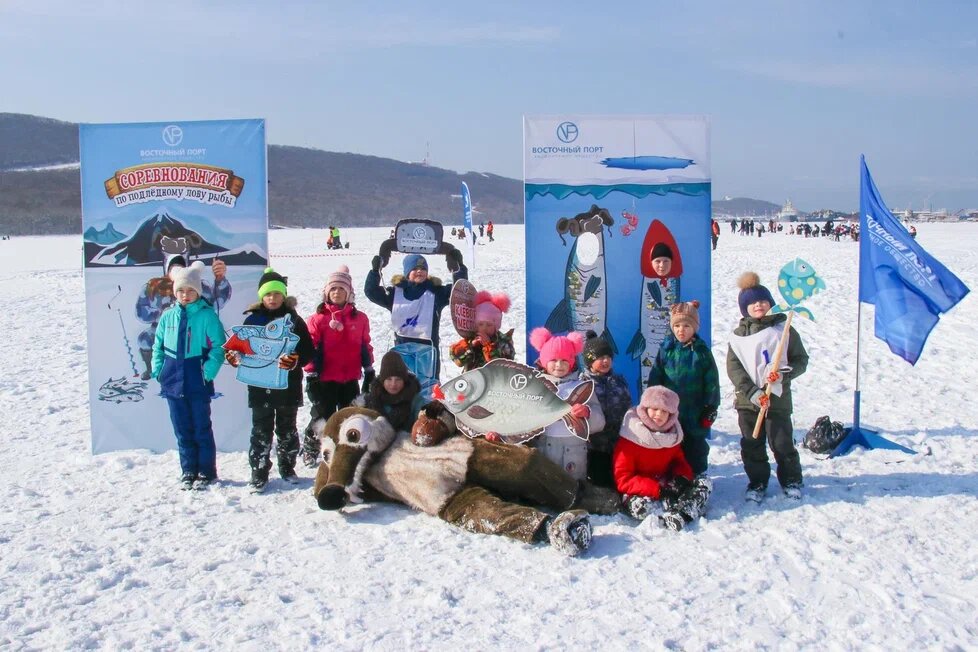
[
  {"left": 432, "top": 359, "right": 594, "bottom": 443},
  {"left": 771, "top": 258, "right": 826, "bottom": 321},
  {"left": 547, "top": 205, "right": 617, "bottom": 357},
  {"left": 599, "top": 156, "right": 695, "bottom": 171},
  {"left": 224, "top": 315, "right": 296, "bottom": 363},
  {"left": 98, "top": 376, "right": 147, "bottom": 403},
  {"left": 626, "top": 219, "right": 683, "bottom": 393}
]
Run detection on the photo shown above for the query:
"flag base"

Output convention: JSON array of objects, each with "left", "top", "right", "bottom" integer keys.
[{"left": 830, "top": 426, "right": 916, "bottom": 458}]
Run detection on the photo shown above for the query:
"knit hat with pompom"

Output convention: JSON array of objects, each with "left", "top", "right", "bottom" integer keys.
[
  {"left": 529, "top": 327, "right": 585, "bottom": 370},
  {"left": 258, "top": 267, "right": 288, "bottom": 299},
  {"left": 324, "top": 265, "right": 354, "bottom": 330},
  {"left": 670, "top": 300, "right": 701, "bottom": 331},
  {"left": 737, "top": 271, "right": 775, "bottom": 317},
  {"left": 474, "top": 291, "right": 511, "bottom": 330}
]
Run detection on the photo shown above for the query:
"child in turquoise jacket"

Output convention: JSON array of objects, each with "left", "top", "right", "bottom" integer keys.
[{"left": 152, "top": 261, "right": 227, "bottom": 490}]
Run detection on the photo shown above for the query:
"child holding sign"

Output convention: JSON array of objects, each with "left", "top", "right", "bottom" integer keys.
[{"left": 449, "top": 290, "right": 516, "bottom": 371}]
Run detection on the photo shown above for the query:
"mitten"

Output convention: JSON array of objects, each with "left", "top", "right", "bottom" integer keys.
[
  {"left": 278, "top": 353, "right": 299, "bottom": 370},
  {"left": 699, "top": 406, "right": 718, "bottom": 428},
  {"left": 361, "top": 368, "right": 376, "bottom": 394},
  {"left": 570, "top": 403, "right": 590, "bottom": 419},
  {"left": 371, "top": 255, "right": 383, "bottom": 273},
  {"left": 750, "top": 389, "right": 766, "bottom": 408},
  {"left": 224, "top": 350, "right": 240, "bottom": 367},
  {"left": 767, "top": 370, "right": 781, "bottom": 383},
  {"left": 445, "top": 247, "right": 463, "bottom": 272}
]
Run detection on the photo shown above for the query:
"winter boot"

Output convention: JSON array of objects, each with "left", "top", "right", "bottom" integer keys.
[
  {"left": 249, "top": 469, "right": 269, "bottom": 494},
  {"left": 783, "top": 483, "right": 803, "bottom": 500},
  {"left": 279, "top": 464, "right": 299, "bottom": 484},
  {"left": 545, "top": 510, "right": 593, "bottom": 557},
  {"left": 659, "top": 511, "right": 687, "bottom": 532},
  {"left": 745, "top": 482, "right": 767, "bottom": 504},
  {"left": 621, "top": 494, "right": 655, "bottom": 520},
  {"left": 192, "top": 474, "right": 214, "bottom": 491},
  {"left": 301, "top": 449, "right": 319, "bottom": 469},
  {"left": 676, "top": 476, "right": 713, "bottom": 521},
  {"left": 180, "top": 473, "right": 195, "bottom": 491}
]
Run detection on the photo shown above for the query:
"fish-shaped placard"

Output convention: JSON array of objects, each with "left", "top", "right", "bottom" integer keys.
[
  {"left": 433, "top": 359, "right": 593, "bottom": 444},
  {"left": 771, "top": 258, "right": 826, "bottom": 321},
  {"left": 224, "top": 314, "right": 299, "bottom": 390}
]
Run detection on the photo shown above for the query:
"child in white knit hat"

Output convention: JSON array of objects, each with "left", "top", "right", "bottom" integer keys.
[
  {"left": 151, "top": 261, "right": 227, "bottom": 490},
  {"left": 300, "top": 264, "right": 374, "bottom": 467}
]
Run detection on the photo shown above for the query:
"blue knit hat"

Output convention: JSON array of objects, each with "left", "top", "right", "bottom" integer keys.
[
  {"left": 737, "top": 271, "right": 775, "bottom": 317},
  {"left": 403, "top": 254, "right": 428, "bottom": 275}
]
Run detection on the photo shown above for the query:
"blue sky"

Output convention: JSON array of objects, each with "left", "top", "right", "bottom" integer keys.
[{"left": 2, "top": 1, "right": 976, "bottom": 211}]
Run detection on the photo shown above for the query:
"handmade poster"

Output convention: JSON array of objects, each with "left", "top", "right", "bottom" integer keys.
[
  {"left": 81, "top": 119, "right": 267, "bottom": 454},
  {"left": 524, "top": 116, "right": 711, "bottom": 398},
  {"left": 770, "top": 258, "right": 826, "bottom": 321},
  {"left": 433, "top": 359, "right": 593, "bottom": 444},
  {"left": 449, "top": 279, "right": 478, "bottom": 339},
  {"left": 224, "top": 314, "right": 300, "bottom": 390}
]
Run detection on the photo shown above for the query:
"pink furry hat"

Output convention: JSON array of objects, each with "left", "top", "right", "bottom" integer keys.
[
  {"left": 529, "top": 327, "right": 584, "bottom": 370},
  {"left": 474, "top": 291, "right": 511, "bottom": 329},
  {"left": 638, "top": 385, "right": 680, "bottom": 431}
]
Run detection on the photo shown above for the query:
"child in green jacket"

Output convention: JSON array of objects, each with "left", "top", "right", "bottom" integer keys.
[{"left": 152, "top": 261, "right": 227, "bottom": 490}]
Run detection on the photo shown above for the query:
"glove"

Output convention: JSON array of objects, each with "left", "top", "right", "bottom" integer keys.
[
  {"left": 759, "top": 394, "right": 770, "bottom": 408},
  {"left": 371, "top": 255, "right": 383, "bottom": 273},
  {"left": 767, "top": 370, "right": 781, "bottom": 384},
  {"left": 445, "top": 247, "right": 463, "bottom": 273},
  {"left": 224, "top": 350, "right": 240, "bottom": 368},
  {"left": 749, "top": 389, "right": 765, "bottom": 408},
  {"left": 570, "top": 403, "right": 590, "bottom": 419},
  {"left": 278, "top": 353, "right": 299, "bottom": 370},
  {"left": 361, "top": 368, "right": 376, "bottom": 394},
  {"left": 699, "top": 406, "right": 718, "bottom": 428}
]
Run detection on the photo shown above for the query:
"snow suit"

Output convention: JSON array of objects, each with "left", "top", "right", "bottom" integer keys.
[
  {"left": 152, "top": 298, "right": 225, "bottom": 480},
  {"left": 241, "top": 299, "right": 314, "bottom": 479},
  {"left": 449, "top": 329, "right": 516, "bottom": 372},
  {"left": 726, "top": 313, "right": 809, "bottom": 490},
  {"left": 647, "top": 333, "right": 721, "bottom": 476},
  {"left": 577, "top": 368, "right": 632, "bottom": 487},
  {"left": 301, "top": 301, "right": 373, "bottom": 459},
  {"left": 532, "top": 373, "right": 605, "bottom": 482}
]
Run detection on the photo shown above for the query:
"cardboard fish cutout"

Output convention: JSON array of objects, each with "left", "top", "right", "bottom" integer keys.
[
  {"left": 771, "top": 258, "right": 826, "bottom": 321},
  {"left": 433, "top": 359, "right": 593, "bottom": 444},
  {"left": 224, "top": 314, "right": 299, "bottom": 390}
]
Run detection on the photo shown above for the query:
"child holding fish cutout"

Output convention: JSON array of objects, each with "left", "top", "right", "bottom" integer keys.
[
  {"left": 449, "top": 290, "right": 516, "bottom": 372},
  {"left": 646, "top": 300, "right": 720, "bottom": 477},
  {"left": 224, "top": 268, "right": 314, "bottom": 492}
]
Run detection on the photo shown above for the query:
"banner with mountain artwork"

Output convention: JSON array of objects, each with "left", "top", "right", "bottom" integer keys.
[
  {"left": 523, "top": 116, "right": 711, "bottom": 400},
  {"left": 80, "top": 119, "right": 267, "bottom": 454}
]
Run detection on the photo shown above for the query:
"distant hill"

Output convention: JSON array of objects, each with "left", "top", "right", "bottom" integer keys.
[
  {"left": 0, "top": 113, "right": 524, "bottom": 235},
  {"left": 712, "top": 197, "right": 782, "bottom": 217}
]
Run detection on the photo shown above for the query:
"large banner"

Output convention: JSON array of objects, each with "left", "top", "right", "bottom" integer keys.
[
  {"left": 524, "top": 116, "right": 711, "bottom": 399},
  {"left": 80, "top": 119, "right": 268, "bottom": 454}
]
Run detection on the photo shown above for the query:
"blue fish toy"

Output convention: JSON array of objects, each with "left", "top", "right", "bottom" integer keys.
[{"left": 771, "top": 258, "right": 826, "bottom": 321}]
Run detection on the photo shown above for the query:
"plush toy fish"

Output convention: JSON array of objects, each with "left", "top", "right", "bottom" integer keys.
[{"left": 771, "top": 258, "right": 826, "bottom": 321}]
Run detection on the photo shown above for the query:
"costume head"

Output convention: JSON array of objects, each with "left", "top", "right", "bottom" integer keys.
[{"left": 737, "top": 271, "right": 775, "bottom": 317}]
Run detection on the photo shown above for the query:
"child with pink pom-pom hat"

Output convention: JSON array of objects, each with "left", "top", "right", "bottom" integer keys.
[{"left": 449, "top": 290, "right": 516, "bottom": 371}]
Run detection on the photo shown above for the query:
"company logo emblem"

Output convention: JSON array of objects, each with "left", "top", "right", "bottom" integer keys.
[
  {"left": 509, "top": 374, "right": 529, "bottom": 391},
  {"left": 162, "top": 125, "right": 184, "bottom": 147},
  {"left": 556, "top": 121, "right": 579, "bottom": 143},
  {"left": 413, "top": 226, "right": 427, "bottom": 239}
]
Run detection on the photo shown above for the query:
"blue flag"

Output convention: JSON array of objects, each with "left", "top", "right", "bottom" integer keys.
[
  {"left": 461, "top": 181, "right": 475, "bottom": 269},
  {"left": 859, "top": 156, "right": 970, "bottom": 364}
]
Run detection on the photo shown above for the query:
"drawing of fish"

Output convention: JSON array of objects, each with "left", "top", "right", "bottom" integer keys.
[
  {"left": 547, "top": 205, "right": 617, "bottom": 356},
  {"left": 771, "top": 258, "right": 826, "bottom": 321},
  {"left": 432, "top": 359, "right": 594, "bottom": 443},
  {"left": 626, "top": 219, "right": 683, "bottom": 393},
  {"left": 98, "top": 376, "right": 147, "bottom": 403}
]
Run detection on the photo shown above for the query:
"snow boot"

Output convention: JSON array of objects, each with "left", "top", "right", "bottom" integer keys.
[
  {"left": 279, "top": 465, "right": 299, "bottom": 484},
  {"left": 745, "top": 483, "right": 766, "bottom": 504},
  {"left": 546, "top": 510, "right": 593, "bottom": 557},
  {"left": 249, "top": 469, "right": 269, "bottom": 494},
  {"left": 140, "top": 350, "right": 153, "bottom": 381},
  {"left": 192, "top": 474, "right": 214, "bottom": 491},
  {"left": 659, "top": 512, "right": 687, "bottom": 532},
  {"left": 621, "top": 494, "right": 655, "bottom": 520},
  {"left": 180, "top": 473, "right": 195, "bottom": 491},
  {"left": 301, "top": 449, "right": 319, "bottom": 469},
  {"left": 676, "top": 476, "right": 713, "bottom": 520},
  {"left": 783, "top": 483, "right": 803, "bottom": 500}
]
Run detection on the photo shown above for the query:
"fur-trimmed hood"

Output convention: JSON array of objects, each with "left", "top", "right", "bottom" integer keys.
[
  {"left": 389, "top": 274, "right": 444, "bottom": 288},
  {"left": 619, "top": 407, "right": 684, "bottom": 450}
]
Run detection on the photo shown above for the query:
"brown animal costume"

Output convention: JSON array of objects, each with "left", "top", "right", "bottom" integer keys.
[{"left": 312, "top": 406, "right": 594, "bottom": 556}]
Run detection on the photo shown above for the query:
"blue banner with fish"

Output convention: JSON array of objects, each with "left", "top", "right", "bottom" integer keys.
[
  {"left": 80, "top": 119, "right": 267, "bottom": 454},
  {"left": 523, "top": 116, "right": 712, "bottom": 398}
]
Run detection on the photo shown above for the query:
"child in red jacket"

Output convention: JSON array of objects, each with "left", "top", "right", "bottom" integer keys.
[{"left": 613, "top": 385, "right": 712, "bottom": 531}]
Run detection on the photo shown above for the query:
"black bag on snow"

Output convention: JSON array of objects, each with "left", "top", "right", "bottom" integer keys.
[{"left": 803, "top": 416, "right": 849, "bottom": 454}]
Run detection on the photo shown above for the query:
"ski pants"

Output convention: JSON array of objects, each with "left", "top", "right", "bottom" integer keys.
[
  {"left": 250, "top": 406, "right": 300, "bottom": 475},
  {"left": 302, "top": 379, "right": 359, "bottom": 455},
  {"left": 738, "top": 409, "right": 802, "bottom": 488},
  {"left": 167, "top": 396, "right": 217, "bottom": 479}
]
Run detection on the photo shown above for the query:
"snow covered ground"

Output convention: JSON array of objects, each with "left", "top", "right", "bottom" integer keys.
[{"left": 2, "top": 223, "right": 976, "bottom": 650}]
